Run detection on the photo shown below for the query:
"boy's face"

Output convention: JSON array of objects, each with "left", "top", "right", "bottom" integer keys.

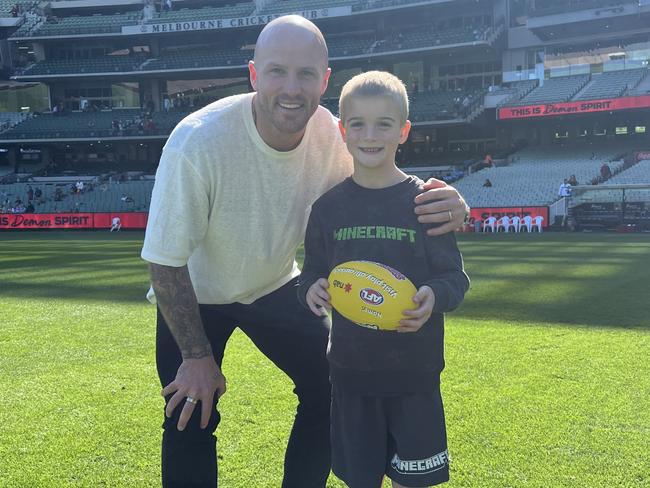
[{"left": 339, "top": 95, "right": 410, "bottom": 171}]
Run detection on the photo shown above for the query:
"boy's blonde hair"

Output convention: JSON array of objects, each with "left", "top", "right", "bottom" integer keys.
[{"left": 339, "top": 70, "right": 409, "bottom": 126}]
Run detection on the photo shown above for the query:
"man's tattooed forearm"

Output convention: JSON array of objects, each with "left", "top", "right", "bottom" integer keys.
[{"left": 149, "top": 263, "right": 212, "bottom": 359}]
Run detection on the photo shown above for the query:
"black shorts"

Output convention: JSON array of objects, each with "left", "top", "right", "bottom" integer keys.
[{"left": 331, "top": 386, "right": 449, "bottom": 488}]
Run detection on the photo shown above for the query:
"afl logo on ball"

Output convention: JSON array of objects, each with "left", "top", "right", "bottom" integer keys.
[{"left": 360, "top": 288, "right": 384, "bottom": 305}]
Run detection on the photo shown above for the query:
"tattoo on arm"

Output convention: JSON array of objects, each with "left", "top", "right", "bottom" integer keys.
[{"left": 149, "top": 263, "right": 212, "bottom": 359}]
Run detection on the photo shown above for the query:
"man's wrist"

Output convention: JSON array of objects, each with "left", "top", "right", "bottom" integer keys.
[{"left": 181, "top": 344, "right": 213, "bottom": 360}]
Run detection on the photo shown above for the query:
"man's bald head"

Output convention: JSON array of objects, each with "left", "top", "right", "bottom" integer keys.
[{"left": 254, "top": 15, "right": 329, "bottom": 71}]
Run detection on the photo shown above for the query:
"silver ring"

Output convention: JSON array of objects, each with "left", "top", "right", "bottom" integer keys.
[
  {"left": 186, "top": 396, "right": 198, "bottom": 405},
  {"left": 447, "top": 210, "right": 453, "bottom": 222}
]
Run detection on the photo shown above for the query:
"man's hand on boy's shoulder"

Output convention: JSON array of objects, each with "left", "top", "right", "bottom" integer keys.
[
  {"left": 306, "top": 278, "right": 331, "bottom": 317},
  {"left": 398, "top": 286, "right": 435, "bottom": 333},
  {"left": 414, "top": 178, "right": 469, "bottom": 236}
]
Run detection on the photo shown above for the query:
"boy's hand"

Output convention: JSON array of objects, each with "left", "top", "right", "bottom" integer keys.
[
  {"left": 398, "top": 286, "right": 435, "bottom": 333},
  {"left": 306, "top": 278, "right": 331, "bottom": 317}
]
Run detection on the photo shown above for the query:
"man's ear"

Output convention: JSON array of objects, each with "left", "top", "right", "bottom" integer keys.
[
  {"left": 249, "top": 61, "right": 258, "bottom": 90},
  {"left": 338, "top": 119, "right": 346, "bottom": 141},
  {"left": 320, "top": 67, "right": 332, "bottom": 96},
  {"left": 399, "top": 120, "right": 412, "bottom": 144}
]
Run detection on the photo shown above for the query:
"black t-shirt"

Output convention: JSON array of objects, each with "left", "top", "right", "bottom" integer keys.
[{"left": 298, "top": 176, "right": 470, "bottom": 395}]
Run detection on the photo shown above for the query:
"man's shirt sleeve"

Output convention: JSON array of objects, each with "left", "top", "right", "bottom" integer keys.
[{"left": 141, "top": 149, "right": 210, "bottom": 267}]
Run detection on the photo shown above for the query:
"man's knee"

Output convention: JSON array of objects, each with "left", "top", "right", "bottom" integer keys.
[{"left": 162, "top": 402, "right": 221, "bottom": 436}]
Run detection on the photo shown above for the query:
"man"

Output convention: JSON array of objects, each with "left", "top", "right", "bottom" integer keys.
[
  {"left": 110, "top": 216, "right": 121, "bottom": 232},
  {"left": 141, "top": 16, "right": 469, "bottom": 488}
]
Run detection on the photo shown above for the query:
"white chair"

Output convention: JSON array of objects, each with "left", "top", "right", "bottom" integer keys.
[
  {"left": 498, "top": 215, "right": 511, "bottom": 233},
  {"left": 511, "top": 215, "right": 521, "bottom": 233},
  {"left": 483, "top": 216, "right": 497, "bottom": 233},
  {"left": 522, "top": 215, "right": 533, "bottom": 232},
  {"left": 534, "top": 215, "right": 544, "bottom": 233}
]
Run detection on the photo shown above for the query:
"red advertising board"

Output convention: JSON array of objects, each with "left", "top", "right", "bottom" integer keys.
[
  {"left": 498, "top": 95, "right": 650, "bottom": 120},
  {"left": 469, "top": 206, "right": 549, "bottom": 228},
  {"left": 0, "top": 212, "right": 148, "bottom": 230}
]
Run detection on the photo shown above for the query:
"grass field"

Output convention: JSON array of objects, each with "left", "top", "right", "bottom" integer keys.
[{"left": 1, "top": 231, "right": 649, "bottom": 488}]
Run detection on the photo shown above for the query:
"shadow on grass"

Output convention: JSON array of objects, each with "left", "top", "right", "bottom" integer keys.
[
  {"left": 454, "top": 233, "right": 650, "bottom": 329},
  {"left": 2, "top": 232, "right": 650, "bottom": 328}
]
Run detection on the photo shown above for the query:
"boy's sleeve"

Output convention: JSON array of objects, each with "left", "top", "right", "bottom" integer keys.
[
  {"left": 421, "top": 231, "right": 470, "bottom": 313},
  {"left": 297, "top": 205, "right": 330, "bottom": 310},
  {"left": 141, "top": 148, "right": 210, "bottom": 267}
]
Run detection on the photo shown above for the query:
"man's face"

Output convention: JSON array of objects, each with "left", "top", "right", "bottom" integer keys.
[{"left": 250, "top": 34, "right": 330, "bottom": 137}]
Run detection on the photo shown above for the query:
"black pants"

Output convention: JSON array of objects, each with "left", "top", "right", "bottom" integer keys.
[{"left": 156, "top": 278, "right": 332, "bottom": 488}]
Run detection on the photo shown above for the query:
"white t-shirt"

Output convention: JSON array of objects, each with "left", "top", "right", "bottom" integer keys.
[{"left": 142, "top": 93, "right": 353, "bottom": 304}]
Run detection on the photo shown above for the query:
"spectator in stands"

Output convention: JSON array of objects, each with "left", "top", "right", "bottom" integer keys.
[
  {"left": 461, "top": 96, "right": 470, "bottom": 115},
  {"left": 12, "top": 202, "right": 26, "bottom": 213},
  {"left": 163, "top": 96, "right": 171, "bottom": 113},
  {"left": 34, "top": 187, "right": 42, "bottom": 199},
  {"left": 600, "top": 163, "right": 612, "bottom": 180},
  {"left": 145, "top": 118, "right": 157, "bottom": 134},
  {"left": 27, "top": 185, "right": 34, "bottom": 201},
  {"left": 568, "top": 174, "right": 578, "bottom": 186},
  {"left": 54, "top": 188, "right": 63, "bottom": 201},
  {"left": 25, "top": 202, "right": 35, "bottom": 213},
  {"left": 483, "top": 178, "right": 492, "bottom": 187},
  {"left": 76, "top": 181, "right": 84, "bottom": 194},
  {"left": 140, "top": 15, "right": 469, "bottom": 488},
  {"left": 559, "top": 179, "right": 571, "bottom": 197},
  {"left": 484, "top": 154, "right": 493, "bottom": 168}
]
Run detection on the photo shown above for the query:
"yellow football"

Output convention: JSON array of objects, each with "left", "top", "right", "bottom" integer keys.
[{"left": 328, "top": 260, "right": 417, "bottom": 330}]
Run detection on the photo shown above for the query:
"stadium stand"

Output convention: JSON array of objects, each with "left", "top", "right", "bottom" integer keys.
[
  {"left": 514, "top": 74, "right": 590, "bottom": 105},
  {"left": 452, "top": 143, "right": 629, "bottom": 207},
  {"left": 0, "top": 84, "right": 485, "bottom": 141},
  {"left": 257, "top": 0, "right": 354, "bottom": 15},
  {"left": 0, "top": 112, "right": 30, "bottom": 132},
  {"left": 14, "top": 3, "right": 254, "bottom": 37},
  {"left": 575, "top": 68, "right": 647, "bottom": 100},
  {"left": 0, "top": 109, "right": 178, "bottom": 140},
  {"left": 409, "top": 88, "right": 486, "bottom": 122},
  {"left": 33, "top": 12, "right": 140, "bottom": 36},
  {"left": 489, "top": 79, "right": 538, "bottom": 105},
  {"left": 17, "top": 19, "right": 498, "bottom": 78},
  {"left": 21, "top": 54, "right": 149, "bottom": 76},
  {"left": 501, "top": 68, "right": 650, "bottom": 107},
  {"left": 0, "top": 0, "right": 37, "bottom": 16},
  {"left": 0, "top": 180, "right": 154, "bottom": 213},
  {"left": 143, "top": 48, "right": 253, "bottom": 71},
  {"left": 530, "top": 0, "right": 637, "bottom": 17},
  {"left": 606, "top": 159, "right": 650, "bottom": 185}
]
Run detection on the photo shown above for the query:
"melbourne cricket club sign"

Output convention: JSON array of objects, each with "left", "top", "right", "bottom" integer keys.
[
  {"left": 122, "top": 7, "right": 352, "bottom": 35},
  {"left": 498, "top": 95, "right": 650, "bottom": 120}
]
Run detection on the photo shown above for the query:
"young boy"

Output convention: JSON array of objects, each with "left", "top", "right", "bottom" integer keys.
[{"left": 297, "top": 71, "right": 470, "bottom": 488}]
